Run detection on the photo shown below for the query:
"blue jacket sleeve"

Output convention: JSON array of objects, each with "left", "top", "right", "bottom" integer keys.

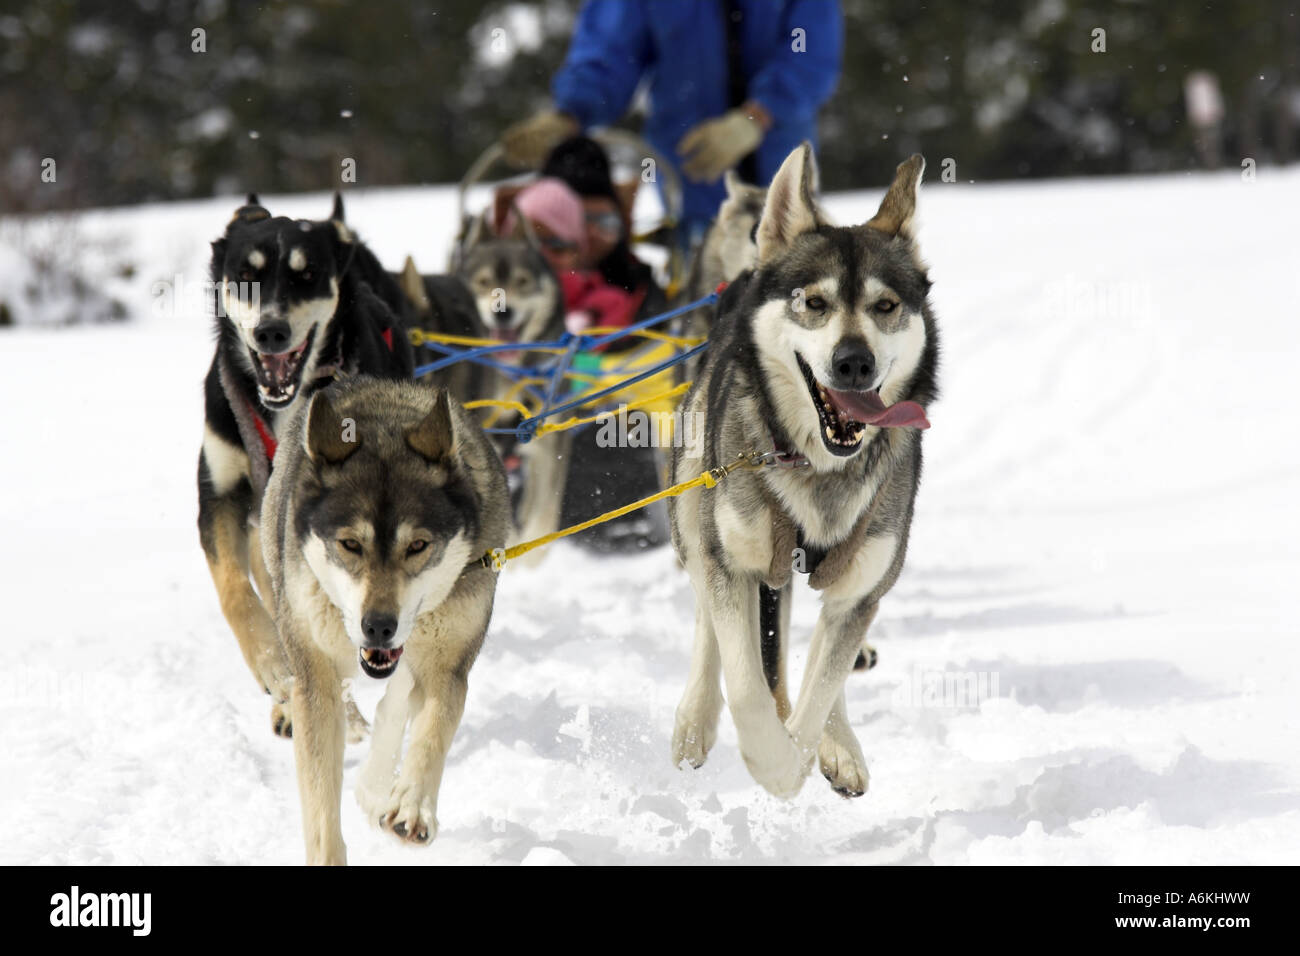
[
  {"left": 747, "top": 0, "right": 843, "bottom": 122},
  {"left": 550, "top": 0, "right": 653, "bottom": 128}
]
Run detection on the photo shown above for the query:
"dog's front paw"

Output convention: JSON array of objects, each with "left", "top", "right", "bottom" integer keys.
[
  {"left": 818, "top": 732, "right": 869, "bottom": 798},
  {"left": 671, "top": 705, "right": 719, "bottom": 769},
  {"left": 376, "top": 780, "right": 438, "bottom": 846},
  {"left": 355, "top": 775, "right": 390, "bottom": 825},
  {"left": 741, "top": 733, "right": 812, "bottom": 799},
  {"left": 270, "top": 699, "right": 293, "bottom": 738}
]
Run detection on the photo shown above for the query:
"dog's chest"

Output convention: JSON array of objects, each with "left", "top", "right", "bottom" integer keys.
[{"left": 763, "top": 464, "right": 881, "bottom": 548}]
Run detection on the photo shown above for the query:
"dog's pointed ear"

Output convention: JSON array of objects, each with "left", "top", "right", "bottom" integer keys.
[
  {"left": 329, "top": 192, "right": 353, "bottom": 244},
  {"left": 230, "top": 194, "right": 270, "bottom": 227},
  {"left": 508, "top": 200, "right": 543, "bottom": 253},
  {"left": 465, "top": 211, "right": 487, "bottom": 249},
  {"left": 866, "top": 155, "right": 925, "bottom": 239},
  {"left": 405, "top": 390, "right": 456, "bottom": 463},
  {"left": 400, "top": 255, "right": 431, "bottom": 315},
  {"left": 756, "top": 142, "right": 820, "bottom": 264},
  {"left": 305, "top": 390, "right": 361, "bottom": 465},
  {"left": 723, "top": 169, "right": 743, "bottom": 200},
  {"left": 452, "top": 213, "right": 484, "bottom": 271}
]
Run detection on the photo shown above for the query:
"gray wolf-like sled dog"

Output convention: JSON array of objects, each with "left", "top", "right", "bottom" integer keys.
[
  {"left": 668, "top": 144, "right": 937, "bottom": 798},
  {"left": 261, "top": 378, "right": 507, "bottom": 864}
]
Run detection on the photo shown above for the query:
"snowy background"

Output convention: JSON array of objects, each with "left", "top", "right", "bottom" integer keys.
[{"left": 2, "top": 170, "right": 1298, "bottom": 864}]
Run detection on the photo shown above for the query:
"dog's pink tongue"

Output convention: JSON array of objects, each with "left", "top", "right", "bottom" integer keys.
[{"left": 825, "top": 387, "right": 931, "bottom": 429}]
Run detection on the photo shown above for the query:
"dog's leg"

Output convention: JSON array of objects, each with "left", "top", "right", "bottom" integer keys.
[
  {"left": 356, "top": 665, "right": 414, "bottom": 823},
  {"left": 786, "top": 598, "right": 878, "bottom": 793},
  {"left": 708, "top": 565, "right": 807, "bottom": 797},
  {"left": 245, "top": 522, "right": 295, "bottom": 737},
  {"left": 201, "top": 500, "right": 293, "bottom": 733},
  {"left": 671, "top": 600, "right": 722, "bottom": 769},
  {"left": 817, "top": 688, "right": 869, "bottom": 797},
  {"left": 514, "top": 432, "right": 571, "bottom": 566},
  {"left": 377, "top": 667, "right": 467, "bottom": 845},
  {"left": 288, "top": 640, "right": 347, "bottom": 865},
  {"left": 760, "top": 581, "right": 793, "bottom": 720}
]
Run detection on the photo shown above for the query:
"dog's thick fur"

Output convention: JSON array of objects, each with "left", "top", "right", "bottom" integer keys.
[
  {"left": 197, "top": 194, "right": 413, "bottom": 738},
  {"left": 668, "top": 145, "right": 938, "bottom": 798},
  {"left": 394, "top": 255, "right": 485, "bottom": 402},
  {"left": 685, "top": 170, "right": 766, "bottom": 303},
  {"left": 678, "top": 172, "right": 768, "bottom": 383},
  {"left": 261, "top": 378, "right": 507, "bottom": 865},
  {"left": 450, "top": 214, "right": 574, "bottom": 557}
]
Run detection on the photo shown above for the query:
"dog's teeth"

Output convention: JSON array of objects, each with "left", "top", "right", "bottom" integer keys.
[{"left": 825, "top": 424, "right": 835, "bottom": 440}]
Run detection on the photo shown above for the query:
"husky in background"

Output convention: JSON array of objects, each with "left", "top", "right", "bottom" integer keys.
[
  {"left": 450, "top": 213, "right": 575, "bottom": 557},
  {"left": 198, "top": 193, "right": 412, "bottom": 739},
  {"left": 261, "top": 379, "right": 507, "bottom": 865},
  {"left": 679, "top": 173, "right": 766, "bottom": 382},
  {"left": 668, "top": 145, "right": 938, "bottom": 799},
  {"left": 684, "top": 170, "right": 767, "bottom": 304}
]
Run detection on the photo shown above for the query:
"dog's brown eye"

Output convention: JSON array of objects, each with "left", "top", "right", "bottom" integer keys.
[
  {"left": 805, "top": 296, "right": 826, "bottom": 312},
  {"left": 239, "top": 268, "right": 255, "bottom": 282},
  {"left": 339, "top": 538, "right": 362, "bottom": 554},
  {"left": 301, "top": 269, "right": 314, "bottom": 282},
  {"left": 875, "top": 299, "right": 897, "bottom": 314},
  {"left": 406, "top": 539, "right": 428, "bottom": 556}
]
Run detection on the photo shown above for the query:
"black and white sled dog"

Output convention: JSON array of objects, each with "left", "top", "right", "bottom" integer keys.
[
  {"left": 261, "top": 379, "right": 507, "bottom": 865},
  {"left": 668, "top": 144, "right": 937, "bottom": 799},
  {"left": 197, "top": 193, "right": 413, "bottom": 739}
]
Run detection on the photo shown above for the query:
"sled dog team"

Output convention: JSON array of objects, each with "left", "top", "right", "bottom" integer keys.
[{"left": 197, "top": 144, "right": 939, "bottom": 864}]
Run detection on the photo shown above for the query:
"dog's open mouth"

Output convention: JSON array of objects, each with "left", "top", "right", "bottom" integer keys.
[
  {"left": 796, "top": 354, "right": 930, "bottom": 455},
  {"left": 488, "top": 325, "right": 519, "bottom": 344},
  {"left": 250, "top": 328, "right": 313, "bottom": 408},
  {"left": 359, "top": 645, "right": 403, "bottom": 679}
]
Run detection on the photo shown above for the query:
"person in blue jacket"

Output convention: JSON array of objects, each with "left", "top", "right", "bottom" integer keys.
[{"left": 501, "top": 0, "right": 843, "bottom": 243}]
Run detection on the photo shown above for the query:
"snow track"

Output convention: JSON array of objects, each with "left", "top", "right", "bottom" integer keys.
[{"left": 3, "top": 170, "right": 1297, "bottom": 863}]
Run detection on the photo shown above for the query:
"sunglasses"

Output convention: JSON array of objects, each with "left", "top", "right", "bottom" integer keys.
[
  {"left": 585, "top": 210, "right": 624, "bottom": 236},
  {"left": 540, "top": 236, "right": 579, "bottom": 253}
]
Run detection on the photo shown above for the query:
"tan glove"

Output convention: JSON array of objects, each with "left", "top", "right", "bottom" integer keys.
[
  {"left": 501, "top": 110, "right": 579, "bottom": 168},
  {"left": 677, "top": 107, "right": 766, "bottom": 183}
]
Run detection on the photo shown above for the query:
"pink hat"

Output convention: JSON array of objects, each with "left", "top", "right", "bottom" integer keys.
[{"left": 502, "top": 177, "right": 586, "bottom": 253}]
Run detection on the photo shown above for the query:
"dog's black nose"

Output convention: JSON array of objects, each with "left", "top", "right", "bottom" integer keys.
[
  {"left": 253, "top": 320, "right": 292, "bottom": 353},
  {"left": 494, "top": 307, "right": 514, "bottom": 324},
  {"left": 362, "top": 613, "right": 398, "bottom": 644},
  {"left": 830, "top": 340, "right": 876, "bottom": 390}
]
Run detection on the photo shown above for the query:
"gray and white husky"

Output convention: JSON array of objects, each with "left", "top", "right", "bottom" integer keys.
[
  {"left": 667, "top": 144, "right": 938, "bottom": 799},
  {"left": 452, "top": 213, "right": 573, "bottom": 559},
  {"left": 261, "top": 378, "right": 507, "bottom": 864}
]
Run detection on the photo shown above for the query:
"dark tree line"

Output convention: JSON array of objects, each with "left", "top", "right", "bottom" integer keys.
[{"left": 2, "top": 0, "right": 1296, "bottom": 213}]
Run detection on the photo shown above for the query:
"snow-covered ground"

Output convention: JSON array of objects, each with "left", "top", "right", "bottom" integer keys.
[{"left": 2, "top": 169, "right": 1298, "bottom": 865}]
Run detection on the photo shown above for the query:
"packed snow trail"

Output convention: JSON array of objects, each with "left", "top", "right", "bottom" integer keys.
[{"left": 2, "top": 170, "right": 1298, "bottom": 864}]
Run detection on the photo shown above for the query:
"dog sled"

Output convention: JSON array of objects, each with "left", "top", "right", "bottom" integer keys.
[{"left": 416, "top": 130, "right": 710, "bottom": 553}]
